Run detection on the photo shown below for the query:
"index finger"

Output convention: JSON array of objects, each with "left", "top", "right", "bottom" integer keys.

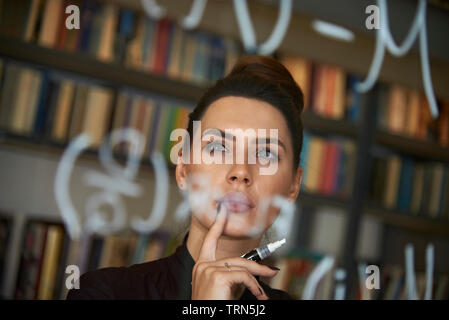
[{"left": 197, "top": 202, "right": 228, "bottom": 262}]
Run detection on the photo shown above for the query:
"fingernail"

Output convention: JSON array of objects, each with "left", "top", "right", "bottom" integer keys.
[
  {"left": 217, "top": 202, "right": 222, "bottom": 214},
  {"left": 268, "top": 266, "right": 280, "bottom": 271},
  {"left": 259, "top": 287, "right": 264, "bottom": 296}
]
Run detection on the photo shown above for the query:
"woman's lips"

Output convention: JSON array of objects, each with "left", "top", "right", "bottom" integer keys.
[{"left": 219, "top": 191, "right": 255, "bottom": 213}]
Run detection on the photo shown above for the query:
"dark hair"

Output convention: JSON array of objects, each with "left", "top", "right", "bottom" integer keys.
[{"left": 186, "top": 55, "right": 304, "bottom": 170}]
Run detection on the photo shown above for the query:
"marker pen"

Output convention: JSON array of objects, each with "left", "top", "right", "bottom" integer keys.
[{"left": 241, "top": 238, "right": 286, "bottom": 262}]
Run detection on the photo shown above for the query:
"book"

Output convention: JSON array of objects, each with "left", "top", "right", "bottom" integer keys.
[
  {"left": 282, "top": 56, "right": 312, "bottom": 108},
  {"left": 143, "top": 231, "right": 171, "bottom": 262},
  {"left": 437, "top": 100, "right": 449, "bottom": 147},
  {"left": 387, "top": 85, "right": 407, "bottom": 134},
  {"left": 108, "top": 233, "right": 137, "bottom": 267},
  {"left": 97, "top": 3, "right": 119, "bottom": 62},
  {"left": 181, "top": 30, "right": 196, "bottom": 81},
  {"left": 370, "top": 157, "right": 387, "bottom": 204},
  {"left": 310, "top": 65, "right": 324, "bottom": 115},
  {"left": 320, "top": 141, "right": 339, "bottom": 195},
  {"left": 32, "top": 222, "right": 48, "bottom": 299},
  {"left": 155, "top": 18, "right": 173, "bottom": 75},
  {"left": 339, "top": 140, "right": 356, "bottom": 196},
  {"left": 68, "top": 83, "right": 89, "bottom": 140},
  {"left": 383, "top": 155, "right": 401, "bottom": 209},
  {"left": 78, "top": 0, "right": 99, "bottom": 53},
  {"left": 114, "top": 7, "right": 135, "bottom": 64},
  {"left": 81, "top": 85, "right": 113, "bottom": 147},
  {"left": 14, "top": 222, "right": 38, "bottom": 300},
  {"left": 369, "top": 152, "right": 449, "bottom": 219},
  {"left": 32, "top": 70, "right": 51, "bottom": 135},
  {"left": 36, "top": 224, "right": 64, "bottom": 299},
  {"left": 0, "top": 63, "right": 21, "bottom": 129},
  {"left": 429, "top": 163, "right": 444, "bottom": 218},
  {"left": 38, "top": 0, "right": 63, "bottom": 47},
  {"left": 125, "top": 12, "right": 145, "bottom": 69},
  {"left": 41, "top": 78, "right": 60, "bottom": 138},
  {"left": 23, "top": 0, "right": 43, "bottom": 42},
  {"left": 332, "top": 68, "right": 346, "bottom": 119},
  {"left": 167, "top": 23, "right": 184, "bottom": 79},
  {"left": 397, "top": 157, "right": 414, "bottom": 212},
  {"left": 131, "top": 233, "right": 151, "bottom": 265},
  {"left": 345, "top": 75, "right": 361, "bottom": 122},
  {"left": 51, "top": 80, "right": 76, "bottom": 141},
  {"left": 303, "top": 136, "right": 325, "bottom": 193},
  {"left": 25, "top": 69, "right": 43, "bottom": 133},
  {"left": 409, "top": 163, "right": 424, "bottom": 215},
  {"left": 405, "top": 90, "right": 421, "bottom": 138},
  {"left": 9, "top": 68, "right": 34, "bottom": 133},
  {"left": 112, "top": 91, "right": 128, "bottom": 131},
  {"left": 139, "top": 98, "right": 156, "bottom": 157},
  {"left": 86, "top": 1, "right": 105, "bottom": 57},
  {"left": 324, "top": 67, "right": 335, "bottom": 118},
  {"left": 0, "top": 216, "right": 11, "bottom": 289},
  {"left": 86, "top": 236, "right": 104, "bottom": 272},
  {"left": 419, "top": 164, "right": 434, "bottom": 217},
  {"left": 52, "top": 229, "right": 72, "bottom": 300},
  {"left": 142, "top": 16, "right": 156, "bottom": 70}
]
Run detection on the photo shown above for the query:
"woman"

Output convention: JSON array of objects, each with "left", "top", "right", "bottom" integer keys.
[{"left": 67, "top": 55, "right": 304, "bottom": 300}]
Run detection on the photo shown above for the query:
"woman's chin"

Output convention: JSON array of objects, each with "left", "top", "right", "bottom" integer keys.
[{"left": 222, "top": 225, "right": 265, "bottom": 239}]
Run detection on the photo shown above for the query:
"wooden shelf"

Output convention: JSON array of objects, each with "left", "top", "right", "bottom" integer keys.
[
  {"left": 375, "top": 130, "right": 449, "bottom": 162},
  {"left": 0, "top": 131, "right": 171, "bottom": 177},
  {"left": 297, "top": 191, "right": 350, "bottom": 210},
  {"left": 0, "top": 36, "right": 206, "bottom": 102},
  {"left": 365, "top": 203, "right": 449, "bottom": 237},
  {"left": 297, "top": 192, "right": 449, "bottom": 237},
  {"left": 301, "top": 111, "right": 358, "bottom": 138}
]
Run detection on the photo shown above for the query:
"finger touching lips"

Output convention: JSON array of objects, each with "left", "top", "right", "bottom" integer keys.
[{"left": 197, "top": 202, "right": 228, "bottom": 262}]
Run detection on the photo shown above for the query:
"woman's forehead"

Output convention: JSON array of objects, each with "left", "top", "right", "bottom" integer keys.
[{"left": 201, "top": 96, "right": 290, "bottom": 135}]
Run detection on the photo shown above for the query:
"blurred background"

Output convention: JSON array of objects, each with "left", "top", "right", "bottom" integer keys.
[{"left": 0, "top": 0, "right": 449, "bottom": 300}]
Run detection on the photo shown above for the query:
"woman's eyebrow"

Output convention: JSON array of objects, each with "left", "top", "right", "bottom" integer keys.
[
  {"left": 253, "top": 137, "right": 286, "bottom": 151},
  {"left": 202, "top": 128, "right": 286, "bottom": 151},
  {"left": 202, "top": 128, "right": 229, "bottom": 140}
]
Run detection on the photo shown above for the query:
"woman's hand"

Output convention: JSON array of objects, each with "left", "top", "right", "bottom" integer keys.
[{"left": 191, "top": 204, "right": 279, "bottom": 300}]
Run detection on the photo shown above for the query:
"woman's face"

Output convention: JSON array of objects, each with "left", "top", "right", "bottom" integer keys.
[{"left": 176, "top": 96, "right": 302, "bottom": 239}]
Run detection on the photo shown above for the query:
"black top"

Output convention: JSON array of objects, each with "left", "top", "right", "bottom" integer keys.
[{"left": 66, "top": 232, "right": 292, "bottom": 300}]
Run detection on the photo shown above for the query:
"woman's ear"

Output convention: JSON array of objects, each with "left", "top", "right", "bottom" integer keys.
[
  {"left": 175, "top": 151, "right": 188, "bottom": 190},
  {"left": 287, "top": 166, "right": 302, "bottom": 202}
]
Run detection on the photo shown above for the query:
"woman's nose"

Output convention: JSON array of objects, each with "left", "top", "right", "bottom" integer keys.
[{"left": 227, "top": 165, "right": 252, "bottom": 186}]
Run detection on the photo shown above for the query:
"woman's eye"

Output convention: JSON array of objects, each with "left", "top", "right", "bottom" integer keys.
[
  {"left": 204, "top": 141, "right": 227, "bottom": 153},
  {"left": 257, "top": 149, "right": 277, "bottom": 161}
]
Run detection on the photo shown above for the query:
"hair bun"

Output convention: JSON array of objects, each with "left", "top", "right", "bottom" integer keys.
[{"left": 229, "top": 55, "right": 304, "bottom": 112}]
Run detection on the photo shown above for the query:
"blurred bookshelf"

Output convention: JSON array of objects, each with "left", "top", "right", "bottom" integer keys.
[
  {"left": 0, "top": 0, "right": 448, "bottom": 301},
  {"left": 365, "top": 203, "right": 449, "bottom": 238},
  {"left": 375, "top": 130, "right": 449, "bottom": 162},
  {"left": 0, "top": 36, "right": 206, "bottom": 102}
]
